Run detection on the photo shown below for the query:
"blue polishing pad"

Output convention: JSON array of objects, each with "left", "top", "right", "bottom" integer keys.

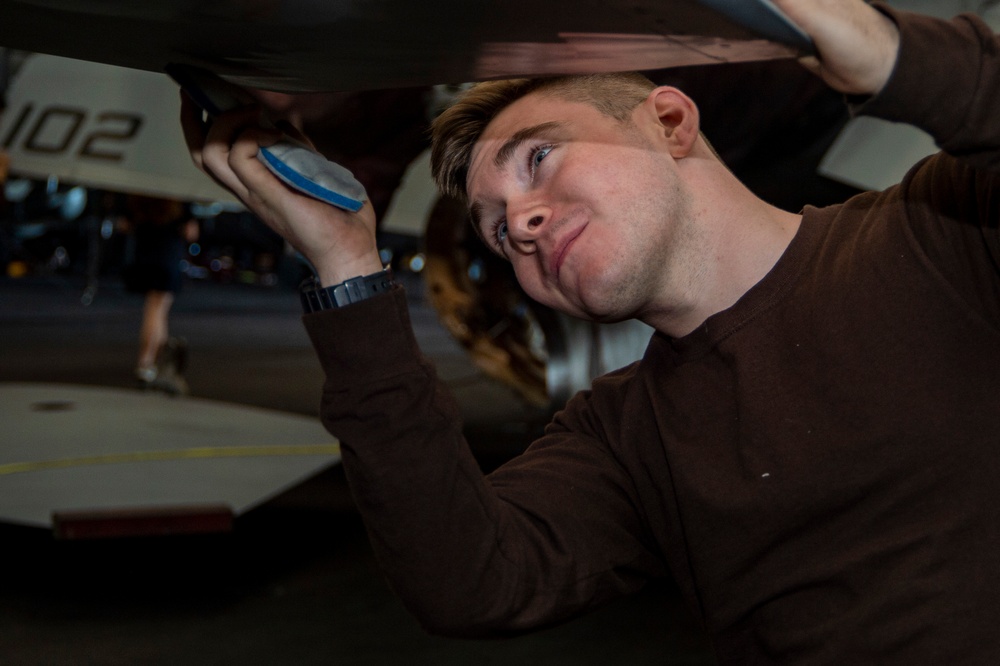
[{"left": 258, "top": 142, "right": 367, "bottom": 212}]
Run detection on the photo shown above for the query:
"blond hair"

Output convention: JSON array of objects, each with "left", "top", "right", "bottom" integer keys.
[{"left": 430, "top": 73, "right": 656, "bottom": 204}]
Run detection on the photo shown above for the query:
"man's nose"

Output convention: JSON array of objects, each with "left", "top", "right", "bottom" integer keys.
[{"left": 507, "top": 201, "right": 549, "bottom": 247}]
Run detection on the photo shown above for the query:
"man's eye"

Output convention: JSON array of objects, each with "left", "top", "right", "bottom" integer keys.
[
  {"left": 530, "top": 145, "right": 552, "bottom": 174},
  {"left": 495, "top": 219, "right": 508, "bottom": 245}
]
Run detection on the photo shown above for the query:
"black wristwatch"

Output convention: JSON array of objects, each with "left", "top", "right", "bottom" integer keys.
[{"left": 300, "top": 267, "right": 395, "bottom": 313}]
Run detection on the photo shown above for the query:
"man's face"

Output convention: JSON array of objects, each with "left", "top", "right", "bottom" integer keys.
[{"left": 466, "top": 91, "right": 693, "bottom": 322}]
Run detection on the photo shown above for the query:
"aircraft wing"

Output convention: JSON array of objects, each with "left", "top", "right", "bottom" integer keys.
[
  {"left": 1, "top": 54, "right": 239, "bottom": 203},
  {"left": 0, "top": 0, "right": 809, "bottom": 93}
]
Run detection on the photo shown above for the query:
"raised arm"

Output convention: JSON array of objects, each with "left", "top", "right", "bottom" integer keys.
[
  {"left": 772, "top": 0, "right": 901, "bottom": 96},
  {"left": 775, "top": 0, "right": 1000, "bottom": 170}
]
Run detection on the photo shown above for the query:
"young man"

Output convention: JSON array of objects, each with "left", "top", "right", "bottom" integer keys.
[{"left": 184, "top": 0, "right": 1000, "bottom": 661}]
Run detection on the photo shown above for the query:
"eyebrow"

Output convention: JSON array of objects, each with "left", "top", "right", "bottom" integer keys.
[{"left": 493, "top": 121, "right": 565, "bottom": 172}]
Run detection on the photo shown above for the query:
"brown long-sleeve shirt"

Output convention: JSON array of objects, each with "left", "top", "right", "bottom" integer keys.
[{"left": 304, "top": 7, "right": 1000, "bottom": 663}]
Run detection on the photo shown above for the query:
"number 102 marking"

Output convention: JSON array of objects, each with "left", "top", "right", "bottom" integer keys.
[{"left": 1, "top": 103, "right": 144, "bottom": 162}]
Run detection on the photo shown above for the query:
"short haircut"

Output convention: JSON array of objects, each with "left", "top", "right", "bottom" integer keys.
[{"left": 430, "top": 72, "right": 656, "bottom": 204}]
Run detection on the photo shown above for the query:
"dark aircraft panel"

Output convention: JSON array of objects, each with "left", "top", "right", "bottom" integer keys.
[{"left": 0, "top": 0, "right": 808, "bottom": 92}]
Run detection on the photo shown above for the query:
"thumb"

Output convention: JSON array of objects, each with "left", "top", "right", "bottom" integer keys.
[{"left": 796, "top": 55, "right": 823, "bottom": 78}]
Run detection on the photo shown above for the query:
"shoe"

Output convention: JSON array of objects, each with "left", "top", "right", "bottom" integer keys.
[
  {"left": 152, "top": 373, "right": 189, "bottom": 397},
  {"left": 135, "top": 365, "right": 157, "bottom": 386}
]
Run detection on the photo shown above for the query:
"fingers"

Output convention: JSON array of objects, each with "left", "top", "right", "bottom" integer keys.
[
  {"left": 192, "top": 104, "right": 282, "bottom": 204},
  {"left": 179, "top": 92, "right": 208, "bottom": 170},
  {"left": 180, "top": 91, "right": 244, "bottom": 196}
]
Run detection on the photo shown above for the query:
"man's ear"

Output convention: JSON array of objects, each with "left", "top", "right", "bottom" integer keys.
[{"left": 645, "top": 86, "right": 700, "bottom": 158}]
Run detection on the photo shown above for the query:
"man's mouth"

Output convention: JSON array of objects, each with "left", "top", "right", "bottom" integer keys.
[{"left": 550, "top": 224, "right": 586, "bottom": 279}]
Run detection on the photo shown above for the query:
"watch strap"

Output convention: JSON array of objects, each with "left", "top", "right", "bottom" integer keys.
[{"left": 300, "top": 268, "right": 395, "bottom": 313}]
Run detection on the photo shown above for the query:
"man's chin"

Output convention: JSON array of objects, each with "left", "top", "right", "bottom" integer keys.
[
  {"left": 573, "top": 277, "right": 640, "bottom": 322},
  {"left": 529, "top": 274, "right": 636, "bottom": 322},
  {"left": 570, "top": 296, "right": 637, "bottom": 325}
]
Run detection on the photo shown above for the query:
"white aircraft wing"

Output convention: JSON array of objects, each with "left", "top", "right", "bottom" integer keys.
[{"left": 1, "top": 54, "right": 238, "bottom": 203}]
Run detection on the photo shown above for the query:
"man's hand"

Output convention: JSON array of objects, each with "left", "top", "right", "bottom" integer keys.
[
  {"left": 772, "top": 0, "right": 901, "bottom": 96},
  {"left": 180, "top": 93, "right": 383, "bottom": 286}
]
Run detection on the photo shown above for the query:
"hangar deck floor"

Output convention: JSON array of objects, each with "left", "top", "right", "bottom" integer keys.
[{"left": 0, "top": 273, "right": 714, "bottom": 665}]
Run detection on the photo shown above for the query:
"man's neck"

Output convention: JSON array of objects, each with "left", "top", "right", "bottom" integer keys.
[{"left": 641, "top": 187, "right": 802, "bottom": 338}]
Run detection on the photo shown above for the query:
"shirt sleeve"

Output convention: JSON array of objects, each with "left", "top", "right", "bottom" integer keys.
[
  {"left": 858, "top": 5, "right": 1000, "bottom": 172},
  {"left": 851, "top": 7, "right": 1000, "bottom": 327},
  {"left": 302, "top": 287, "right": 664, "bottom": 637}
]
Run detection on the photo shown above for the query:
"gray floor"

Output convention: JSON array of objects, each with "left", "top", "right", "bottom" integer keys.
[{"left": 0, "top": 273, "right": 715, "bottom": 665}]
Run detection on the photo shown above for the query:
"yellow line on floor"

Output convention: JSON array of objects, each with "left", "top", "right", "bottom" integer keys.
[{"left": 0, "top": 443, "right": 342, "bottom": 476}]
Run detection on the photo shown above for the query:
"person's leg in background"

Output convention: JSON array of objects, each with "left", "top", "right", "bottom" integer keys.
[{"left": 136, "top": 289, "right": 174, "bottom": 384}]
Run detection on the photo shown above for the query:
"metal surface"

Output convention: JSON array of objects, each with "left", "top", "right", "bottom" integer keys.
[{"left": 0, "top": 0, "right": 806, "bottom": 92}]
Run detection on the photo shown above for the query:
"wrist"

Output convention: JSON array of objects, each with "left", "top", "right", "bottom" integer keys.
[
  {"left": 313, "top": 253, "right": 384, "bottom": 288},
  {"left": 866, "top": 8, "right": 901, "bottom": 96}
]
